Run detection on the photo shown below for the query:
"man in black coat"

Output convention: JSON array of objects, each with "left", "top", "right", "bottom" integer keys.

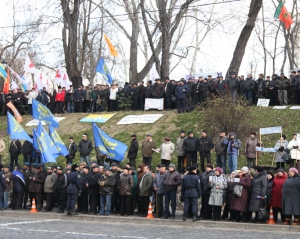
[
  {"left": 56, "top": 166, "right": 68, "bottom": 213},
  {"left": 79, "top": 166, "right": 90, "bottom": 213},
  {"left": 164, "top": 77, "right": 175, "bottom": 110},
  {"left": 198, "top": 130, "right": 214, "bottom": 173},
  {"left": 66, "top": 136, "right": 77, "bottom": 165},
  {"left": 152, "top": 79, "right": 165, "bottom": 99},
  {"left": 200, "top": 164, "right": 214, "bottom": 219},
  {"left": 131, "top": 83, "right": 140, "bottom": 111},
  {"left": 0, "top": 164, "right": 6, "bottom": 210},
  {"left": 22, "top": 139, "right": 33, "bottom": 165},
  {"left": 9, "top": 139, "right": 21, "bottom": 172},
  {"left": 74, "top": 86, "right": 85, "bottom": 112},
  {"left": 127, "top": 134, "right": 139, "bottom": 169},
  {"left": 182, "top": 132, "right": 199, "bottom": 168},
  {"left": 22, "top": 163, "right": 31, "bottom": 209},
  {"left": 86, "top": 165, "right": 101, "bottom": 214},
  {"left": 11, "top": 166, "right": 26, "bottom": 210},
  {"left": 78, "top": 134, "right": 93, "bottom": 167},
  {"left": 66, "top": 164, "right": 81, "bottom": 215}
]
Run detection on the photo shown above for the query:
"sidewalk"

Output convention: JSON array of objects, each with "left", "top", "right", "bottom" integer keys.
[{"left": 0, "top": 209, "right": 299, "bottom": 232}]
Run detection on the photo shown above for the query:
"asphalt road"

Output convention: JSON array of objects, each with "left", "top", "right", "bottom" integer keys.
[{"left": 0, "top": 217, "right": 298, "bottom": 239}]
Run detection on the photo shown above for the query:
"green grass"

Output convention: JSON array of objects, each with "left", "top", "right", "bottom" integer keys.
[{"left": 1, "top": 107, "right": 299, "bottom": 171}]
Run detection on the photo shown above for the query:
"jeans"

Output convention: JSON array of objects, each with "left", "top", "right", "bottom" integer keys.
[
  {"left": 244, "top": 91, "right": 253, "bottom": 105},
  {"left": 80, "top": 156, "right": 90, "bottom": 167},
  {"left": 177, "top": 98, "right": 187, "bottom": 113},
  {"left": 67, "top": 101, "right": 75, "bottom": 113},
  {"left": 164, "top": 191, "right": 177, "bottom": 217},
  {"left": 100, "top": 194, "right": 112, "bottom": 215},
  {"left": 231, "top": 89, "right": 237, "bottom": 99},
  {"left": 216, "top": 154, "right": 226, "bottom": 174},
  {"left": 228, "top": 154, "right": 238, "bottom": 174},
  {"left": 4, "top": 191, "right": 8, "bottom": 208}
]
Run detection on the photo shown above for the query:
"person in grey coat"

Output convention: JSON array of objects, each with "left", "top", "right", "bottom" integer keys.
[
  {"left": 249, "top": 166, "right": 267, "bottom": 223},
  {"left": 153, "top": 164, "right": 166, "bottom": 218},
  {"left": 176, "top": 130, "right": 186, "bottom": 174},
  {"left": 215, "top": 130, "right": 227, "bottom": 174},
  {"left": 274, "top": 134, "right": 288, "bottom": 170}
]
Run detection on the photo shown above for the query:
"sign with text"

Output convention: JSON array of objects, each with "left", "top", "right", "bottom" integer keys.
[
  {"left": 209, "top": 176, "right": 240, "bottom": 182},
  {"left": 260, "top": 126, "right": 282, "bottom": 135},
  {"left": 145, "top": 98, "right": 164, "bottom": 110},
  {"left": 273, "top": 106, "right": 287, "bottom": 109},
  {"left": 117, "top": 114, "right": 163, "bottom": 125},
  {"left": 257, "top": 98, "right": 270, "bottom": 107},
  {"left": 26, "top": 117, "right": 66, "bottom": 126},
  {"left": 256, "top": 147, "right": 276, "bottom": 153},
  {"left": 290, "top": 106, "right": 300, "bottom": 110}
]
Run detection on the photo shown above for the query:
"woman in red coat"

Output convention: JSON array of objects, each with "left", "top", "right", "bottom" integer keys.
[{"left": 270, "top": 168, "right": 287, "bottom": 223}]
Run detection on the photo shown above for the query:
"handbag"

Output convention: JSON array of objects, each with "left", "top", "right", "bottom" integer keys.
[
  {"left": 232, "top": 184, "right": 243, "bottom": 197},
  {"left": 257, "top": 199, "right": 269, "bottom": 220},
  {"left": 281, "top": 150, "right": 291, "bottom": 164}
]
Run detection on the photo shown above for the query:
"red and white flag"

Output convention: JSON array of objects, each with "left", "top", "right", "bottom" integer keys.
[
  {"left": 35, "top": 71, "right": 44, "bottom": 91},
  {"left": 55, "top": 64, "right": 63, "bottom": 85},
  {"left": 62, "top": 73, "right": 72, "bottom": 90},
  {"left": 24, "top": 53, "right": 38, "bottom": 74}
]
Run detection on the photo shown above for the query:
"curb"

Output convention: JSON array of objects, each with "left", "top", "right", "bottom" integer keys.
[{"left": 0, "top": 211, "right": 299, "bottom": 232}]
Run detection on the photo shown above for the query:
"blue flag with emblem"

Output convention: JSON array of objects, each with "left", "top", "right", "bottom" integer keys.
[
  {"left": 49, "top": 124, "right": 69, "bottom": 157},
  {"left": 92, "top": 122, "right": 127, "bottom": 162},
  {"left": 7, "top": 112, "right": 32, "bottom": 142},
  {"left": 95, "top": 57, "right": 113, "bottom": 85},
  {"left": 32, "top": 98, "right": 59, "bottom": 128}
]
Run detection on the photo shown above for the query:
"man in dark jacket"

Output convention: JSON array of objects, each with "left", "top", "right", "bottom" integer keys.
[
  {"left": 195, "top": 77, "right": 207, "bottom": 104},
  {"left": 86, "top": 165, "right": 101, "bottom": 214},
  {"left": 227, "top": 72, "right": 239, "bottom": 100},
  {"left": 291, "top": 71, "right": 300, "bottom": 105},
  {"left": 269, "top": 74, "right": 278, "bottom": 106},
  {"left": 215, "top": 130, "right": 227, "bottom": 174},
  {"left": 22, "top": 139, "right": 33, "bottom": 165},
  {"left": 11, "top": 166, "right": 26, "bottom": 210},
  {"left": 276, "top": 73, "right": 289, "bottom": 105},
  {"left": 163, "top": 164, "right": 181, "bottom": 219},
  {"left": 127, "top": 134, "right": 138, "bottom": 169},
  {"left": 181, "top": 166, "right": 202, "bottom": 221},
  {"left": 0, "top": 164, "right": 6, "bottom": 210},
  {"left": 130, "top": 83, "right": 140, "bottom": 111},
  {"left": 199, "top": 130, "right": 214, "bottom": 173},
  {"left": 22, "top": 163, "right": 31, "bottom": 209},
  {"left": 9, "top": 139, "right": 21, "bottom": 172},
  {"left": 187, "top": 78, "right": 196, "bottom": 105},
  {"left": 66, "top": 164, "right": 81, "bottom": 215},
  {"left": 145, "top": 80, "right": 153, "bottom": 98},
  {"left": 200, "top": 164, "right": 214, "bottom": 219},
  {"left": 74, "top": 86, "right": 85, "bottom": 112},
  {"left": 153, "top": 164, "right": 166, "bottom": 218},
  {"left": 164, "top": 77, "right": 175, "bottom": 110},
  {"left": 243, "top": 74, "right": 255, "bottom": 105},
  {"left": 175, "top": 79, "right": 189, "bottom": 114},
  {"left": 78, "top": 134, "right": 93, "bottom": 167},
  {"left": 28, "top": 165, "right": 45, "bottom": 211},
  {"left": 183, "top": 132, "right": 199, "bottom": 168},
  {"left": 254, "top": 74, "right": 266, "bottom": 104},
  {"left": 152, "top": 79, "right": 165, "bottom": 99},
  {"left": 139, "top": 165, "right": 153, "bottom": 217},
  {"left": 138, "top": 81, "right": 146, "bottom": 110},
  {"left": 56, "top": 166, "right": 68, "bottom": 213},
  {"left": 66, "top": 136, "right": 77, "bottom": 165},
  {"left": 79, "top": 166, "right": 90, "bottom": 214}
]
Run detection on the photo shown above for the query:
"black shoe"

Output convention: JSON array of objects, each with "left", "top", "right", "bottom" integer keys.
[
  {"left": 162, "top": 216, "right": 168, "bottom": 219},
  {"left": 66, "top": 209, "right": 71, "bottom": 216},
  {"left": 70, "top": 209, "right": 77, "bottom": 216},
  {"left": 251, "top": 219, "right": 258, "bottom": 223},
  {"left": 170, "top": 216, "right": 175, "bottom": 220},
  {"left": 56, "top": 210, "right": 64, "bottom": 213},
  {"left": 182, "top": 215, "right": 186, "bottom": 221}
]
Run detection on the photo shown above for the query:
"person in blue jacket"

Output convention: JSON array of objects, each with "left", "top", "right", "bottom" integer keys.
[
  {"left": 224, "top": 132, "right": 242, "bottom": 174},
  {"left": 181, "top": 166, "right": 202, "bottom": 222},
  {"left": 175, "top": 79, "right": 189, "bottom": 114}
]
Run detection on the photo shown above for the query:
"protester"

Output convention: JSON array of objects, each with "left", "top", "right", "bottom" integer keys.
[
  {"left": 274, "top": 134, "right": 288, "bottom": 170},
  {"left": 66, "top": 164, "right": 81, "bottom": 216},
  {"left": 157, "top": 137, "right": 175, "bottom": 168},
  {"left": 200, "top": 164, "right": 214, "bottom": 219},
  {"left": 127, "top": 134, "right": 139, "bottom": 170},
  {"left": 244, "top": 132, "right": 262, "bottom": 167},
  {"left": 199, "top": 130, "right": 214, "bottom": 173},
  {"left": 66, "top": 136, "right": 77, "bottom": 165},
  {"left": 224, "top": 132, "right": 242, "bottom": 173},
  {"left": 153, "top": 164, "right": 166, "bottom": 218},
  {"left": 139, "top": 165, "right": 153, "bottom": 217},
  {"left": 78, "top": 134, "right": 93, "bottom": 167},
  {"left": 287, "top": 133, "right": 300, "bottom": 171},
  {"left": 215, "top": 130, "right": 227, "bottom": 174},
  {"left": 141, "top": 134, "right": 156, "bottom": 167},
  {"left": 11, "top": 166, "right": 25, "bottom": 210},
  {"left": 0, "top": 164, "right": 6, "bottom": 210},
  {"left": 43, "top": 166, "right": 57, "bottom": 212},
  {"left": 176, "top": 130, "right": 187, "bottom": 174},
  {"left": 182, "top": 132, "right": 199, "bottom": 168},
  {"left": 56, "top": 166, "right": 68, "bottom": 213},
  {"left": 118, "top": 167, "right": 133, "bottom": 216},
  {"left": 9, "top": 139, "right": 21, "bottom": 172}
]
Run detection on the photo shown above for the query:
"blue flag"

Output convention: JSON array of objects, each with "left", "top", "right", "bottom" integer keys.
[
  {"left": 32, "top": 99, "right": 59, "bottom": 128},
  {"left": 12, "top": 170, "right": 26, "bottom": 185},
  {"left": 95, "top": 57, "right": 113, "bottom": 85},
  {"left": 33, "top": 129, "right": 57, "bottom": 163},
  {"left": 92, "top": 123, "right": 127, "bottom": 162},
  {"left": 49, "top": 124, "right": 69, "bottom": 157},
  {"left": 7, "top": 112, "right": 32, "bottom": 143}
]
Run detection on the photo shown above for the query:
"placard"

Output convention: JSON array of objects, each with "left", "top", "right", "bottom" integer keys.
[
  {"left": 257, "top": 98, "right": 270, "bottom": 107},
  {"left": 256, "top": 147, "right": 276, "bottom": 152},
  {"left": 117, "top": 114, "right": 163, "bottom": 125},
  {"left": 260, "top": 126, "right": 282, "bottom": 135},
  {"left": 209, "top": 176, "right": 240, "bottom": 182},
  {"left": 290, "top": 106, "right": 300, "bottom": 110},
  {"left": 273, "top": 106, "right": 287, "bottom": 109},
  {"left": 26, "top": 117, "right": 66, "bottom": 126},
  {"left": 80, "top": 113, "right": 116, "bottom": 123},
  {"left": 145, "top": 98, "right": 164, "bottom": 110}
]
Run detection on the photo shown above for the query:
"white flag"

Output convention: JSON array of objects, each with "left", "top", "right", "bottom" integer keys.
[
  {"left": 35, "top": 71, "right": 44, "bottom": 91},
  {"left": 150, "top": 63, "right": 160, "bottom": 82},
  {"left": 8, "top": 67, "right": 27, "bottom": 85},
  {"left": 24, "top": 53, "right": 38, "bottom": 74},
  {"left": 55, "top": 64, "right": 63, "bottom": 85},
  {"left": 11, "top": 81, "right": 19, "bottom": 90},
  {"left": 62, "top": 73, "right": 71, "bottom": 90}
]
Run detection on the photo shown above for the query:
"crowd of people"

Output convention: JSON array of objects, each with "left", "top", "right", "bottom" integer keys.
[{"left": 1, "top": 70, "right": 300, "bottom": 116}]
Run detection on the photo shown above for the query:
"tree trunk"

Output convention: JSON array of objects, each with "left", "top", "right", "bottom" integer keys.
[{"left": 227, "top": 0, "right": 262, "bottom": 76}]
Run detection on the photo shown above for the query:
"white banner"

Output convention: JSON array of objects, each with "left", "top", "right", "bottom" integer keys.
[
  {"left": 209, "top": 176, "right": 240, "bottom": 182},
  {"left": 26, "top": 117, "right": 66, "bottom": 126},
  {"left": 145, "top": 98, "right": 164, "bottom": 110},
  {"left": 257, "top": 98, "right": 270, "bottom": 107},
  {"left": 256, "top": 147, "right": 276, "bottom": 153},
  {"left": 290, "top": 106, "right": 300, "bottom": 110},
  {"left": 260, "top": 126, "right": 282, "bottom": 135},
  {"left": 273, "top": 106, "right": 287, "bottom": 109},
  {"left": 117, "top": 114, "right": 163, "bottom": 125}
]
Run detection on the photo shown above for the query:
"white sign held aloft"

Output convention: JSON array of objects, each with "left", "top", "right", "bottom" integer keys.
[
  {"left": 256, "top": 147, "right": 276, "bottom": 153},
  {"left": 145, "top": 98, "right": 164, "bottom": 110},
  {"left": 209, "top": 176, "right": 240, "bottom": 182},
  {"left": 257, "top": 98, "right": 270, "bottom": 107},
  {"left": 260, "top": 126, "right": 282, "bottom": 135}
]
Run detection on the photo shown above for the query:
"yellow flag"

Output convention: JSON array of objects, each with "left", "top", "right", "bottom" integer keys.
[{"left": 103, "top": 33, "right": 118, "bottom": 57}]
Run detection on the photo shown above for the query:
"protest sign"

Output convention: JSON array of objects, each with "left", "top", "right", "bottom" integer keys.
[
  {"left": 26, "top": 117, "right": 65, "bottom": 126},
  {"left": 80, "top": 113, "right": 116, "bottom": 123},
  {"left": 257, "top": 98, "right": 270, "bottom": 107},
  {"left": 290, "top": 106, "right": 300, "bottom": 110},
  {"left": 260, "top": 126, "right": 282, "bottom": 135},
  {"left": 273, "top": 106, "right": 287, "bottom": 109},
  {"left": 145, "top": 98, "right": 164, "bottom": 110},
  {"left": 117, "top": 114, "right": 163, "bottom": 125},
  {"left": 209, "top": 176, "right": 240, "bottom": 182},
  {"left": 256, "top": 147, "right": 276, "bottom": 153}
]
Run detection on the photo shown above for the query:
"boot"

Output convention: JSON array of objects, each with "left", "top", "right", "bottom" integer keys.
[
  {"left": 283, "top": 217, "right": 291, "bottom": 225},
  {"left": 291, "top": 217, "right": 299, "bottom": 226},
  {"left": 182, "top": 214, "right": 186, "bottom": 221},
  {"left": 66, "top": 209, "right": 71, "bottom": 216},
  {"left": 192, "top": 213, "right": 200, "bottom": 222},
  {"left": 70, "top": 209, "right": 77, "bottom": 216}
]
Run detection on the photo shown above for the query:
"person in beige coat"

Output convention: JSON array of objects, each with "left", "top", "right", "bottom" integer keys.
[
  {"left": 43, "top": 166, "right": 57, "bottom": 212},
  {"left": 0, "top": 136, "right": 5, "bottom": 165},
  {"left": 156, "top": 137, "right": 175, "bottom": 168},
  {"left": 244, "top": 132, "right": 262, "bottom": 167},
  {"left": 141, "top": 134, "right": 156, "bottom": 167}
]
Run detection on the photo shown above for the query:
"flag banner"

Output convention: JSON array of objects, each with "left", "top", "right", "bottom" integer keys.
[
  {"left": 35, "top": 71, "right": 44, "bottom": 90},
  {"left": 7, "top": 112, "right": 32, "bottom": 142},
  {"left": 92, "top": 123, "right": 127, "bottom": 162},
  {"left": 32, "top": 99, "right": 59, "bottom": 128},
  {"left": 55, "top": 64, "right": 63, "bottom": 85},
  {"left": 273, "top": 106, "right": 287, "bottom": 109},
  {"left": 24, "top": 53, "right": 38, "bottom": 74},
  {"left": 274, "top": 1, "right": 293, "bottom": 29},
  {"left": 103, "top": 33, "right": 118, "bottom": 57},
  {"left": 185, "top": 75, "right": 195, "bottom": 80},
  {"left": 290, "top": 106, "right": 300, "bottom": 110},
  {"left": 12, "top": 170, "right": 26, "bottom": 185},
  {"left": 260, "top": 126, "right": 282, "bottom": 135},
  {"left": 80, "top": 113, "right": 116, "bottom": 123},
  {"left": 3, "top": 68, "right": 10, "bottom": 94},
  {"left": 0, "top": 63, "right": 7, "bottom": 79},
  {"left": 49, "top": 124, "right": 69, "bottom": 157},
  {"left": 95, "top": 57, "right": 113, "bottom": 85},
  {"left": 8, "top": 67, "right": 27, "bottom": 85},
  {"left": 256, "top": 147, "right": 276, "bottom": 153},
  {"left": 37, "top": 122, "right": 59, "bottom": 158},
  {"left": 150, "top": 63, "right": 160, "bottom": 82},
  {"left": 25, "top": 117, "right": 65, "bottom": 127},
  {"left": 209, "top": 176, "right": 240, "bottom": 182},
  {"left": 11, "top": 81, "right": 19, "bottom": 90},
  {"left": 6, "top": 102, "right": 22, "bottom": 123},
  {"left": 117, "top": 114, "right": 163, "bottom": 125},
  {"left": 33, "top": 128, "right": 57, "bottom": 163}
]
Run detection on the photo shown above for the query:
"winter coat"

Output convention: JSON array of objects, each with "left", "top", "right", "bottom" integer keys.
[
  {"left": 243, "top": 78, "right": 255, "bottom": 91},
  {"left": 87, "top": 172, "right": 101, "bottom": 194},
  {"left": 182, "top": 136, "right": 199, "bottom": 153},
  {"left": 249, "top": 171, "right": 267, "bottom": 212},
  {"left": 56, "top": 173, "right": 67, "bottom": 192},
  {"left": 163, "top": 170, "right": 181, "bottom": 191},
  {"left": 152, "top": 83, "right": 165, "bottom": 98},
  {"left": 153, "top": 171, "right": 166, "bottom": 195},
  {"left": 274, "top": 140, "right": 289, "bottom": 163},
  {"left": 165, "top": 82, "right": 175, "bottom": 97},
  {"left": 224, "top": 133, "right": 242, "bottom": 155},
  {"left": 287, "top": 139, "right": 300, "bottom": 160},
  {"left": 282, "top": 175, "right": 300, "bottom": 215},
  {"left": 80, "top": 172, "right": 90, "bottom": 193},
  {"left": 158, "top": 141, "right": 175, "bottom": 161},
  {"left": 9, "top": 140, "right": 21, "bottom": 156},
  {"left": 209, "top": 175, "right": 227, "bottom": 206},
  {"left": 131, "top": 87, "right": 139, "bottom": 100},
  {"left": 44, "top": 172, "right": 57, "bottom": 193},
  {"left": 74, "top": 89, "right": 85, "bottom": 101},
  {"left": 98, "top": 172, "right": 116, "bottom": 194},
  {"left": 119, "top": 173, "right": 133, "bottom": 196},
  {"left": 67, "top": 171, "right": 81, "bottom": 194},
  {"left": 244, "top": 138, "right": 261, "bottom": 159},
  {"left": 22, "top": 140, "right": 33, "bottom": 155},
  {"left": 139, "top": 172, "right": 153, "bottom": 196},
  {"left": 0, "top": 171, "right": 6, "bottom": 193},
  {"left": 270, "top": 173, "right": 287, "bottom": 208},
  {"left": 176, "top": 137, "right": 186, "bottom": 156},
  {"left": 227, "top": 77, "right": 239, "bottom": 90},
  {"left": 29, "top": 171, "right": 45, "bottom": 193},
  {"left": 55, "top": 90, "right": 65, "bottom": 102},
  {"left": 215, "top": 136, "right": 227, "bottom": 155},
  {"left": 12, "top": 173, "right": 25, "bottom": 193},
  {"left": 67, "top": 142, "right": 77, "bottom": 159},
  {"left": 275, "top": 78, "right": 289, "bottom": 90},
  {"left": 199, "top": 136, "right": 214, "bottom": 154},
  {"left": 230, "top": 174, "right": 252, "bottom": 212},
  {"left": 201, "top": 170, "right": 214, "bottom": 194},
  {"left": 0, "top": 139, "right": 5, "bottom": 155},
  {"left": 215, "top": 80, "right": 226, "bottom": 93},
  {"left": 90, "top": 90, "right": 99, "bottom": 101},
  {"left": 141, "top": 139, "right": 156, "bottom": 157},
  {"left": 175, "top": 84, "right": 189, "bottom": 99},
  {"left": 181, "top": 172, "right": 202, "bottom": 198},
  {"left": 127, "top": 139, "right": 139, "bottom": 159},
  {"left": 78, "top": 139, "right": 93, "bottom": 157}
]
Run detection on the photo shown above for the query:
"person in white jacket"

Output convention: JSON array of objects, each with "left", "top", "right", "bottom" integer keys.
[
  {"left": 26, "top": 88, "right": 38, "bottom": 115},
  {"left": 156, "top": 137, "right": 175, "bottom": 168},
  {"left": 287, "top": 133, "right": 300, "bottom": 171}
]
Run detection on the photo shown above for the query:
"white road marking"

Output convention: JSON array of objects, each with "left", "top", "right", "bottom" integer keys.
[
  {"left": 66, "top": 232, "right": 148, "bottom": 238},
  {"left": 0, "top": 219, "right": 60, "bottom": 227}
]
